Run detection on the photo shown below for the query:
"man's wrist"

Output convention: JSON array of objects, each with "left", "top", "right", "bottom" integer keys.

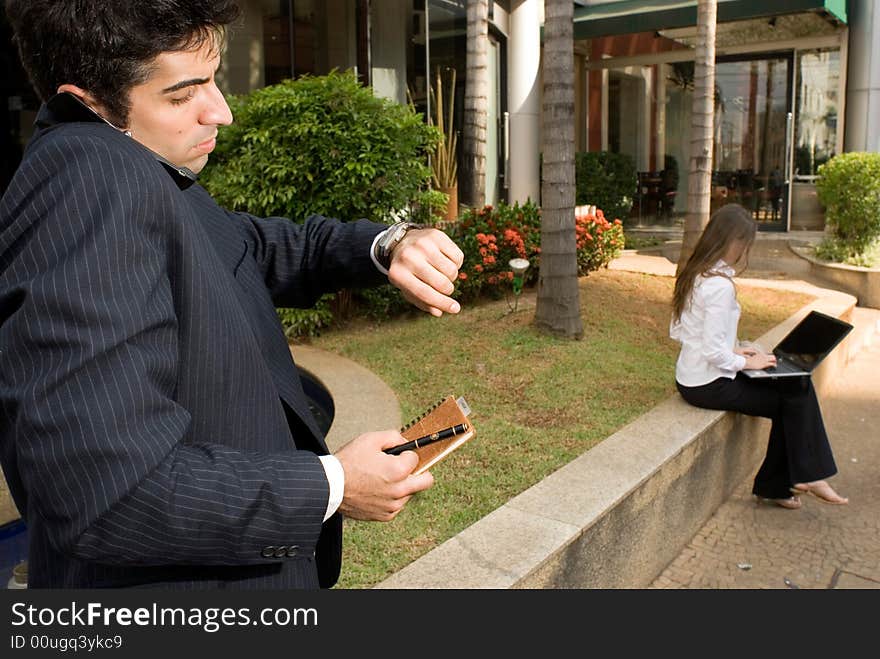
[{"left": 373, "top": 221, "right": 424, "bottom": 270}]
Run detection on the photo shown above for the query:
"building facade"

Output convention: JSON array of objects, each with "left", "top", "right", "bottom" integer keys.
[
  {"left": 573, "top": 0, "right": 851, "bottom": 232},
  {"left": 0, "top": 1, "right": 522, "bottom": 205},
  {"left": 2, "top": 1, "right": 878, "bottom": 232}
]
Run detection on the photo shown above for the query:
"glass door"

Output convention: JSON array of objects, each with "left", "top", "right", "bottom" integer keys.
[
  {"left": 711, "top": 53, "right": 793, "bottom": 231},
  {"left": 791, "top": 48, "right": 841, "bottom": 231}
]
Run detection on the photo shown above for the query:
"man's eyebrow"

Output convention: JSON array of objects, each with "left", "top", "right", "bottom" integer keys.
[{"left": 161, "top": 77, "right": 210, "bottom": 93}]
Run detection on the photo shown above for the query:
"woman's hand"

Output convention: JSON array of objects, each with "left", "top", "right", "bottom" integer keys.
[
  {"left": 743, "top": 352, "right": 777, "bottom": 370},
  {"left": 735, "top": 341, "right": 766, "bottom": 358}
]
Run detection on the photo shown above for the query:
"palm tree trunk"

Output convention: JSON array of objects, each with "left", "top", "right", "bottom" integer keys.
[
  {"left": 535, "top": 0, "right": 583, "bottom": 339},
  {"left": 462, "top": 0, "right": 489, "bottom": 208},
  {"left": 678, "top": 0, "right": 717, "bottom": 273}
]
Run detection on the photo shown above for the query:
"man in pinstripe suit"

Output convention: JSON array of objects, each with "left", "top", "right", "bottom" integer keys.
[{"left": 0, "top": 0, "right": 464, "bottom": 588}]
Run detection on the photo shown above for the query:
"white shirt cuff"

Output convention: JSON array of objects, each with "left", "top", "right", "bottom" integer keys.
[
  {"left": 370, "top": 228, "right": 391, "bottom": 276},
  {"left": 318, "top": 454, "right": 345, "bottom": 522}
]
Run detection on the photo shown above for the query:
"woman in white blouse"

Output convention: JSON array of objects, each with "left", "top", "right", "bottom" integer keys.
[{"left": 670, "top": 204, "right": 847, "bottom": 509}]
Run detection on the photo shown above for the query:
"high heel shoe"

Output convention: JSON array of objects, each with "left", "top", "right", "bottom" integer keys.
[
  {"left": 756, "top": 495, "right": 802, "bottom": 510},
  {"left": 791, "top": 481, "right": 849, "bottom": 505}
]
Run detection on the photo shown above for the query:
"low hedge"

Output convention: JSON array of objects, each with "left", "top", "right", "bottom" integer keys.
[{"left": 816, "top": 152, "right": 880, "bottom": 263}]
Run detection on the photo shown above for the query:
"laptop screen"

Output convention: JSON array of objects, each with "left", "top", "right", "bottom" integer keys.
[{"left": 774, "top": 311, "right": 853, "bottom": 371}]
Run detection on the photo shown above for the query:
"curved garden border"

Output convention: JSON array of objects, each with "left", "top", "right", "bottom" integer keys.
[{"left": 789, "top": 241, "right": 880, "bottom": 309}]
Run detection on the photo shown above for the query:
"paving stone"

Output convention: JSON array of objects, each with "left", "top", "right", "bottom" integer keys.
[{"left": 645, "top": 279, "right": 880, "bottom": 590}]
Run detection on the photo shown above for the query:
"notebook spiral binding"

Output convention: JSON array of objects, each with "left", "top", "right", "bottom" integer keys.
[{"left": 400, "top": 398, "right": 445, "bottom": 433}]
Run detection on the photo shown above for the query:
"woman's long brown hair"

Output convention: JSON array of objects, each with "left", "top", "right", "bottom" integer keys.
[{"left": 672, "top": 204, "right": 757, "bottom": 322}]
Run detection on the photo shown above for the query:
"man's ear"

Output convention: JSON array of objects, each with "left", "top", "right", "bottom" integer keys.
[{"left": 56, "top": 84, "right": 108, "bottom": 119}]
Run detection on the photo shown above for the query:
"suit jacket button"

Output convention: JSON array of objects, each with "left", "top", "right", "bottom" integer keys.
[
  {"left": 261, "top": 546, "right": 276, "bottom": 558},
  {"left": 274, "top": 546, "right": 288, "bottom": 558},
  {"left": 285, "top": 545, "right": 300, "bottom": 558}
]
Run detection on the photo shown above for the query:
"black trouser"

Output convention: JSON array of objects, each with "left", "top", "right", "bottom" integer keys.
[{"left": 677, "top": 373, "right": 837, "bottom": 499}]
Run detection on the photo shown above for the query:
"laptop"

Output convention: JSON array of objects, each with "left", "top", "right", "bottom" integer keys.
[{"left": 742, "top": 310, "right": 853, "bottom": 379}]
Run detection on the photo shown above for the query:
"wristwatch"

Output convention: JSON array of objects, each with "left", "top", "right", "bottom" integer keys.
[{"left": 374, "top": 221, "right": 424, "bottom": 270}]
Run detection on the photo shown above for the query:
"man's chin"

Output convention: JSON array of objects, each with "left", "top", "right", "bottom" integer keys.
[{"left": 187, "top": 155, "right": 210, "bottom": 175}]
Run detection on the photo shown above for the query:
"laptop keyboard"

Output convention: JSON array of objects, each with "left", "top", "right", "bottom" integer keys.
[{"left": 769, "top": 355, "right": 803, "bottom": 374}]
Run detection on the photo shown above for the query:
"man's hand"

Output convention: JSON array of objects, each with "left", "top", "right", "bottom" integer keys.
[
  {"left": 334, "top": 431, "right": 435, "bottom": 522},
  {"left": 387, "top": 228, "right": 464, "bottom": 317}
]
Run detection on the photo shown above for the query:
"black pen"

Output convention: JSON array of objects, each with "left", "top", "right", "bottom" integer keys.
[{"left": 383, "top": 423, "right": 470, "bottom": 455}]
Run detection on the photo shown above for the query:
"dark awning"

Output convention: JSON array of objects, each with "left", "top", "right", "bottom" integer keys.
[{"left": 573, "top": 0, "right": 847, "bottom": 40}]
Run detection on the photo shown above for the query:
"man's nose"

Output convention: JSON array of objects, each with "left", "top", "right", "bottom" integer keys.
[{"left": 203, "top": 82, "right": 233, "bottom": 126}]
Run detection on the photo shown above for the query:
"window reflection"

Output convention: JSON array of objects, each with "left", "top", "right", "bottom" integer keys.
[{"left": 795, "top": 49, "right": 839, "bottom": 179}]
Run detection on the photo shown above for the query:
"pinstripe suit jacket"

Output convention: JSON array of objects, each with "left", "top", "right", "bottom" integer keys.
[{"left": 0, "top": 97, "right": 387, "bottom": 588}]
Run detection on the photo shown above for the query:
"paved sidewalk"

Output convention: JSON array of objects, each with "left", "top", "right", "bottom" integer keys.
[
  {"left": 613, "top": 239, "right": 880, "bottom": 589},
  {"left": 650, "top": 330, "right": 880, "bottom": 589}
]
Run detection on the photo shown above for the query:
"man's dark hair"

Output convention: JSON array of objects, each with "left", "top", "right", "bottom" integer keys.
[{"left": 4, "top": 0, "right": 241, "bottom": 126}]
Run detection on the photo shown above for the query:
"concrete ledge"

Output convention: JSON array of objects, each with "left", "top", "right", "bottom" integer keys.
[
  {"left": 790, "top": 243, "right": 880, "bottom": 310},
  {"left": 376, "top": 290, "right": 860, "bottom": 589}
]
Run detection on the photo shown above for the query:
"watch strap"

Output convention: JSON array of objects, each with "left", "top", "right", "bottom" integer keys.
[{"left": 375, "top": 221, "right": 425, "bottom": 270}]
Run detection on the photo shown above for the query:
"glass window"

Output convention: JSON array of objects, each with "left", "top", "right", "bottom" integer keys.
[
  {"left": 263, "top": 0, "right": 294, "bottom": 85},
  {"left": 426, "top": 0, "right": 466, "bottom": 117},
  {"left": 794, "top": 48, "right": 839, "bottom": 179},
  {"left": 711, "top": 55, "right": 791, "bottom": 227}
]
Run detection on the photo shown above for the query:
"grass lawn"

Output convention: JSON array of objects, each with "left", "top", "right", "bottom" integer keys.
[
  {"left": 621, "top": 233, "right": 667, "bottom": 250},
  {"left": 306, "top": 269, "right": 814, "bottom": 588}
]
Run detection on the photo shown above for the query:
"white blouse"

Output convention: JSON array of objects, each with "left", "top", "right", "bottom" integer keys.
[{"left": 669, "top": 261, "right": 747, "bottom": 387}]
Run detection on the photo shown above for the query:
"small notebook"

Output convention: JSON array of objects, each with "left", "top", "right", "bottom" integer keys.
[{"left": 398, "top": 395, "right": 475, "bottom": 475}]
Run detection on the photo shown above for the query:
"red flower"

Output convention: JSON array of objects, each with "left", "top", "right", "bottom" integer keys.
[{"left": 458, "top": 272, "right": 468, "bottom": 280}]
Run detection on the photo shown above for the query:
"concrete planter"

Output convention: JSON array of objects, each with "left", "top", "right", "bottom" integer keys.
[{"left": 790, "top": 242, "right": 880, "bottom": 309}]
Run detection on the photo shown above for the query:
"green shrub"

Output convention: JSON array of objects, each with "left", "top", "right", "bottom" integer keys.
[
  {"left": 446, "top": 201, "right": 624, "bottom": 301},
  {"left": 277, "top": 295, "right": 335, "bottom": 338},
  {"left": 816, "top": 152, "right": 880, "bottom": 260},
  {"left": 201, "top": 70, "right": 441, "bottom": 224},
  {"left": 351, "top": 285, "right": 412, "bottom": 321},
  {"left": 814, "top": 236, "right": 880, "bottom": 268},
  {"left": 575, "top": 152, "right": 637, "bottom": 223}
]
